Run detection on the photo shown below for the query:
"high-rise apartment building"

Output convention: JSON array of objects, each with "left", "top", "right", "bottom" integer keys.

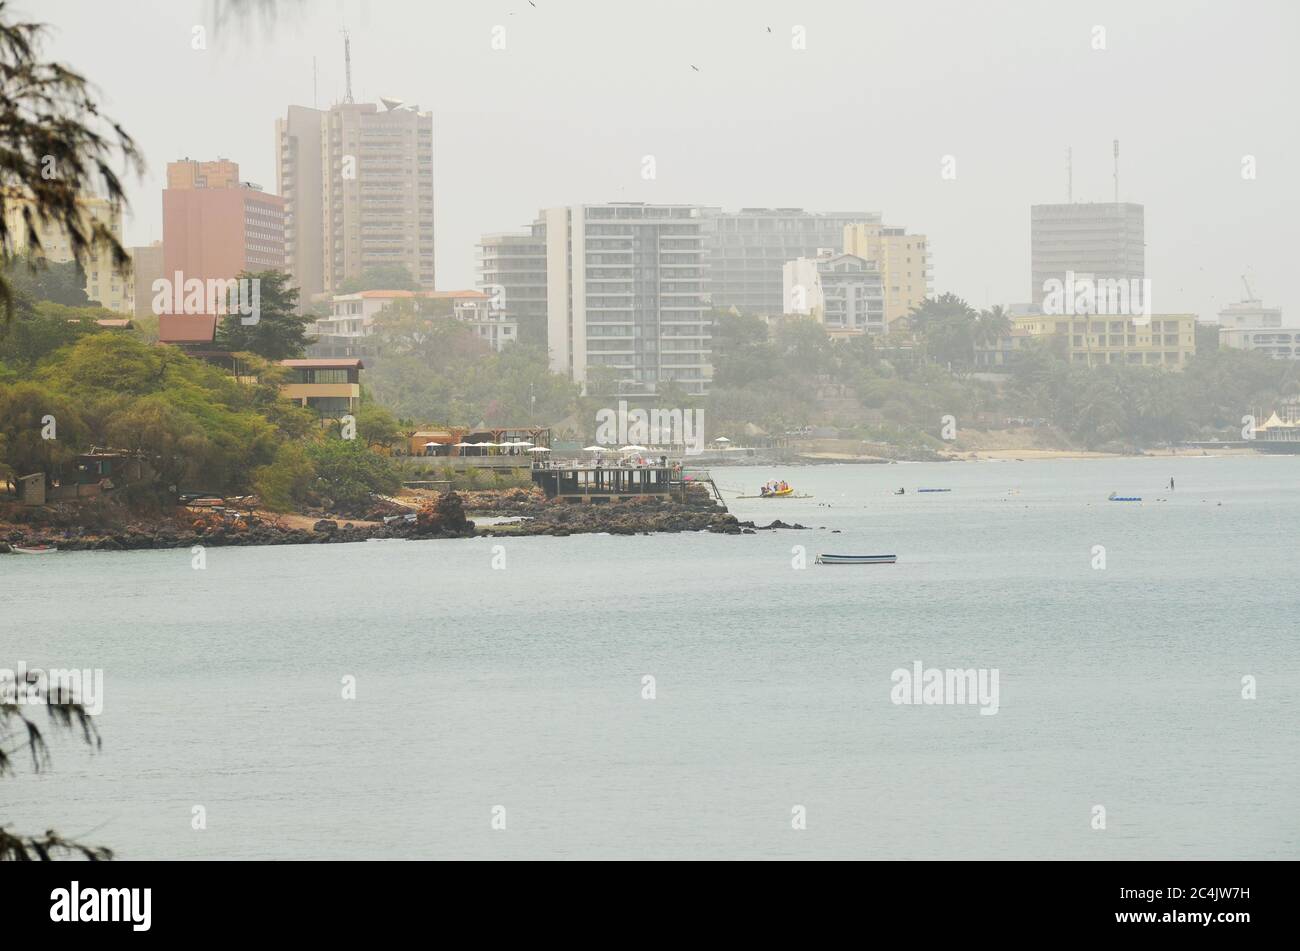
[
  {"left": 1, "top": 190, "right": 129, "bottom": 312},
  {"left": 842, "top": 222, "right": 931, "bottom": 329},
  {"left": 278, "top": 100, "right": 434, "bottom": 299},
  {"left": 323, "top": 102, "right": 433, "bottom": 294},
  {"left": 541, "top": 203, "right": 713, "bottom": 396},
  {"left": 1030, "top": 203, "right": 1144, "bottom": 307},
  {"left": 477, "top": 226, "right": 548, "bottom": 346},
  {"left": 703, "top": 208, "right": 879, "bottom": 316},
  {"left": 275, "top": 105, "right": 325, "bottom": 302},
  {"left": 162, "top": 158, "right": 285, "bottom": 291}
]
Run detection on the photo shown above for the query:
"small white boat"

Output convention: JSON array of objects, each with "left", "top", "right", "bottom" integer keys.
[
  {"left": 816, "top": 553, "right": 896, "bottom": 565},
  {"left": 11, "top": 545, "right": 58, "bottom": 554}
]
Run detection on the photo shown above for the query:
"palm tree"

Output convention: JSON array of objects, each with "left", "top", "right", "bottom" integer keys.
[
  {"left": 0, "top": 2, "right": 144, "bottom": 321},
  {"left": 975, "top": 305, "right": 1012, "bottom": 347}
]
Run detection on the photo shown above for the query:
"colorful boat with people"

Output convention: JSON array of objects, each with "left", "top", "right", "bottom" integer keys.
[{"left": 737, "top": 480, "right": 813, "bottom": 499}]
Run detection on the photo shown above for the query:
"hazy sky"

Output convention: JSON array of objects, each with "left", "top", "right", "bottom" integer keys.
[{"left": 31, "top": 0, "right": 1300, "bottom": 320}]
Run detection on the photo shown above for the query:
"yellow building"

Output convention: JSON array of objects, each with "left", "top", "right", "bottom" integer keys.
[
  {"left": 278, "top": 358, "right": 363, "bottom": 419},
  {"left": 2, "top": 190, "right": 129, "bottom": 313},
  {"left": 842, "top": 222, "right": 930, "bottom": 329},
  {"left": 1012, "top": 313, "right": 1197, "bottom": 368}
]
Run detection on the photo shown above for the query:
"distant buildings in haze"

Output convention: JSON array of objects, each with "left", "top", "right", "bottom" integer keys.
[
  {"left": 783, "top": 250, "right": 884, "bottom": 337},
  {"left": 2, "top": 189, "right": 129, "bottom": 313},
  {"left": 1030, "top": 202, "right": 1145, "bottom": 309}
]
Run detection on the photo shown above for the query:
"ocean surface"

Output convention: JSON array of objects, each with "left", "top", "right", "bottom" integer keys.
[{"left": 3, "top": 455, "right": 1297, "bottom": 860}]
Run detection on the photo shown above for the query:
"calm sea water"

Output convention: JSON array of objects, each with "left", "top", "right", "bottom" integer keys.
[{"left": 3, "top": 456, "right": 1297, "bottom": 859}]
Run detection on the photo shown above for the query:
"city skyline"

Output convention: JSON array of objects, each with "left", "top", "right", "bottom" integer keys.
[{"left": 29, "top": 0, "right": 1300, "bottom": 324}]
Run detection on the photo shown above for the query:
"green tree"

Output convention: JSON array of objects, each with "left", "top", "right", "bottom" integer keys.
[
  {"left": 214, "top": 271, "right": 313, "bottom": 360},
  {"left": 1195, "top": 320, "right": 1220, "bottom": 354},
  {"left": 251, "top": 442, "right": 315, "bottom": 512},
  {"left": 0, "top": 380, "right": 84, "bottom": 479},
  {"left": 0, "top": 304, "right": 103, "bottom": 371},
  {"left": 356, "top": 403, "right": 402, "bottom": 449},
  {"left": 307, "top": 438, "right": 401, "bottom": 512},
  {"left": 335, "top": 264, "right": 418, "bottom": 294},
  {"left": 909, "top": 293, "right": 978, "bottom": 368},
  {"left": 1, "top": 255, "right": 90, "bottom": 310},
  {"left": 975, "top": 304, "right": 1011, "bottom": 347}
]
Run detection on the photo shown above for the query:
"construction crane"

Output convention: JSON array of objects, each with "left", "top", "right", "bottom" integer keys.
[{"left": 1241, "top": 274, "right": 1255, "bottom": 302}]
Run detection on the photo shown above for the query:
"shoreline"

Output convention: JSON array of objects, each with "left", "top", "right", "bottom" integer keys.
[
  {"left": 778, "top": 446, "right": 1265, "bottom": 464},
  {"left": 0, "top": 487, "right": 814, "bottom": 555}
]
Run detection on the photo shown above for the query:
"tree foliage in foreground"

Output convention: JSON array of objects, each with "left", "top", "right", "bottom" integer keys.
[
  {"left": 1, "top": 685, "right": 111, "bottom": 861},
  {"left": 0, "top": 2, "right": 144, "bottom": 322}
]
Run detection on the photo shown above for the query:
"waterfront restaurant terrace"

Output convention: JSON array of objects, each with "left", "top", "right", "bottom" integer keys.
[{"left": 530, "top": 462, "right": 717, "bottom": 503}]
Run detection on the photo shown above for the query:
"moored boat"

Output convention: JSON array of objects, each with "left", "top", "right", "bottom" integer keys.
[
  {"left": 816, "top": 553, "right": 896, "bottom": 565},
  {"left": 11, "top": 544, "right": 58, "bottom": 554}
]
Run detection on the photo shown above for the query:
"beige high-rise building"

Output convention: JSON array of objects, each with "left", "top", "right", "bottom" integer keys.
[
  {"left": 278, "top": 99, "right": 433, "bottom": 300},
  {"left": 324, "top": 101, "right": 434, "bottom": 294},
  {"left": 125, "top": 241, "right": 164, "bottom": 319},
  {"left": 276, "top": 105, "right": 325, "bottom": 302},
  {"left": 1, "top": 190, "right": 129, "bottom": 312},
  {"left": 842, "top": 222, "right": 931, "bottom": 329}
]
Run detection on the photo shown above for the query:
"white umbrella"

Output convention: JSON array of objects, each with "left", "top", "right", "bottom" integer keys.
[
  {"left": 453, "top": 442, "right": 477, "bottom": 448},
  {"left": 582, "top": 445, "right": 608, "bottom": 452},
  {"left": 713, "top": 436, "right": 731, "bottom": 443},
  {"left": 527, "top": 446, "right": 551, "bottom": 453},
  {"left": 619, "top": 445, "right": 648, "bottom": 452}
]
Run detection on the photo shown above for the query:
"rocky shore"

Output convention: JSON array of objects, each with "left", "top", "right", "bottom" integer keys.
[{"left": 0, "top": 487, "right": 808, "bottom": 554}]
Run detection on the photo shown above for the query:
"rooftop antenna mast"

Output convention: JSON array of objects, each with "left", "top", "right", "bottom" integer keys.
[
  {"left": 1112, "top": 139, "right": 1119, "bottom": 203},
  {"left": 1067, "top": 146, "right": 1073, "bottom": 202},
  {"left": 313, "top": 56, "right": 318, "bottom": 108},
  {"left": 342, "top": 29, "right": 354, "bottom": 104}
]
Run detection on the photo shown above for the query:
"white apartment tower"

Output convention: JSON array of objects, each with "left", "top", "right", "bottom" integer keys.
[{"left": 541, "top": 203, "right": 714, "bottom": 397}]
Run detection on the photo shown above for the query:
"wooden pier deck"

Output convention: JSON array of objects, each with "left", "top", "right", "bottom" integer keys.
[{"left": 530, "top": 464, "right": 722, "bottom": 504}]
